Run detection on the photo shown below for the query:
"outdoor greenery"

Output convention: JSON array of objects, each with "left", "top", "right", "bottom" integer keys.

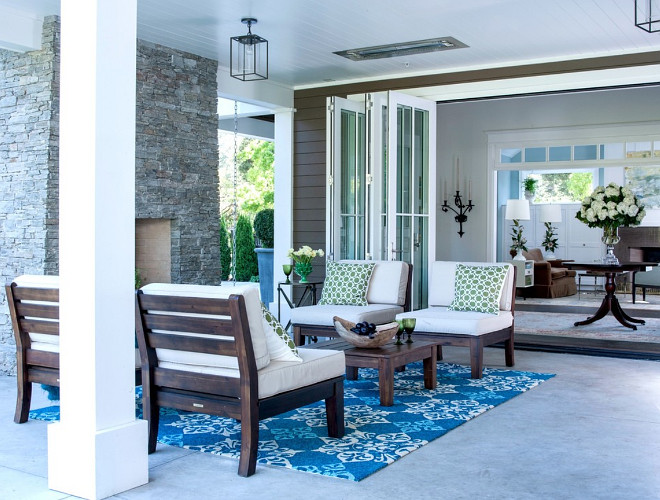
[
  {"left": 234, "top": 214, "right": 258, "bottom": 281},
  {"left": 219, "top": 215, "right": 232, "bottom": 280},
  {"left": 527, "top": 172, "right": 593, "bottom": 203},
  {"left": 219, "top": 134, "right": 274, "bottom": 219},
  {"left": 253, "top": 208, "right": 274, "bottom": 248}
]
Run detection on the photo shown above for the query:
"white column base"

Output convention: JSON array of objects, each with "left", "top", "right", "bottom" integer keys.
[{"left": 48, "top": 419, "right": 148, "bottom": 500}]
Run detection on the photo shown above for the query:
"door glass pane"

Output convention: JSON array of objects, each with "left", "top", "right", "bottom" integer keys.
[
  {"left": 600, "top": 143, "right": 624, "bottom": 159},
  {"left": 501, "top": 148, "right": 522, "bottom": 163},
  {"left": 413, "top": 216, "right": 428, "bottom": 309},
  {"left": 574, "top": 145, "right": 597, "bottom": 160},
  {"left": 396, "top": 215, "right": 412, "bottom": 265},
  {"left": 397, "top": 105, "right": 412, "bottom": 214},
  {"left": 626, "top": 141, "right": 653, "bottom": 158},
  {"left": 525, "top": 147, "right": 546, "bottom": 162},
  {"left": 339, "top": 108, "right": 365, "bottom": 260},
  {"left": 380, "top": 105, "right": 388, "bottom": 260},
  {"left": 340, "top": 216, "right": 356, "bottom": 259},
  {"left": 549, "top": 146, "right": 571, "bottom": 161},
  {"left": 414, "top": 109, "right": 429, "bottom": 215}
]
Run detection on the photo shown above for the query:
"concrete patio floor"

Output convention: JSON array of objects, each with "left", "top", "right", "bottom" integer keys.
[{"left": 1, "top": 346, "right": 659, "bottom": 499}]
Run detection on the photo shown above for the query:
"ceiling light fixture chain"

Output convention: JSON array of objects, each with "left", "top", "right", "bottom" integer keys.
[{"left": 231, "top": 100, "right": 238, "bottom": 286}]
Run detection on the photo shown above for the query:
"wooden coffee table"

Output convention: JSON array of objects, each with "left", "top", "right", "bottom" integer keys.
[{"left": 304, "top": 339, "right": 437, "bottom": 406}]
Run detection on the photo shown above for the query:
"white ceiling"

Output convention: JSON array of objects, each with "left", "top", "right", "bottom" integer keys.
[{"left": 2, "top": 0, "right": 660, "bottom": 89}]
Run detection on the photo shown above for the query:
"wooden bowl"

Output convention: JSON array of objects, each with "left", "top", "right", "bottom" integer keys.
[{"left": 332, "top": 316, "right": 399, "bottom": 348}]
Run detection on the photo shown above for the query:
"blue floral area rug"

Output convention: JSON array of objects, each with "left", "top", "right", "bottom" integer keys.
[{"left": 30, "top": 362, "right": 554, "bottom": 481}]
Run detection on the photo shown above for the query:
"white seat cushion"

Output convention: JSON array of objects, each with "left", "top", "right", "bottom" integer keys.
[
  {"left": 290, "top": 303, "right": 404, "bottom": 327},
  {"left": 396, "top": 307, "right": 513, "bottom": 336},
  {"left": 158, "top": 347, "right": 345, "bottom": 399},
  {"left": 140, "top": 283, "right": 270, "bottom": 370}
]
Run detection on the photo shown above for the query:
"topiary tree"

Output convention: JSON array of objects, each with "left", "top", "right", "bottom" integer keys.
[
  {"left": 219, "top": 215, "right": 232, "bottom": 280},
  {"left": 234, "top": 214, "right": 258, "bottom": 281},
  {"left": 253, "top": 208, "right": 274, "bottom": 248}
]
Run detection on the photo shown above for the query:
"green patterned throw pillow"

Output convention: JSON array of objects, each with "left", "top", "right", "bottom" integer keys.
[
  {"left": 261, "top": 303, "right": 301, "bottom": 362},
  {"left": 448, "top": 264, "right": 508, "bottom": 315},
  {"left": 318, "top": 261, "right": 376, "bottom": 306}
]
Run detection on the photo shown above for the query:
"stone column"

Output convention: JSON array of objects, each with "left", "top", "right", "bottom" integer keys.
[{"left": 47, "top": 1, "right": 148, "bottom": 498}]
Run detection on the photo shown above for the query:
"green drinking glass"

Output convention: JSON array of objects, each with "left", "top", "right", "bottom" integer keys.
[
  {"left": 395, "top": 319, "right": 404, "bottom": 345},
  {"left": 282, "top": 264, "right": 293, "bottom": 284},
  {"left": 402, "top": 317, "right": 416, "bottom": 344}
]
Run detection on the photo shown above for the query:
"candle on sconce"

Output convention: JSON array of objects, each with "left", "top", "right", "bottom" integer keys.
[
  {"left": 443, "top": 178, "right": 447, "bottom": 201},
  {"left": 469, "top": 180, "right": 472, "bottom": 200},
  {"left": 455, "top": 158, "right": 460, "bottom": 192}
]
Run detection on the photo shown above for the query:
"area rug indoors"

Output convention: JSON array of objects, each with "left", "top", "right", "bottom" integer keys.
[
  {"left": 30, "top": 362, "right": 554, "bottom": 481},
  {"left": 515, "top": 311, "right": 660, "bottom": 343}
]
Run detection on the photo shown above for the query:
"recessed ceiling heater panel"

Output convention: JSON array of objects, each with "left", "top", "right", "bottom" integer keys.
[{"left": 334, "top": 37, "right": 468, "bottom": 61}]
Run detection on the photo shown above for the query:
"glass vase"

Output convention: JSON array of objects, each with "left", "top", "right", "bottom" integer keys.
[
  {"left": 294, "top": 261, "right": 312, "bottom": 283},
  {"left": 601, "top": 226, "right": 620, "bottom": 265}
]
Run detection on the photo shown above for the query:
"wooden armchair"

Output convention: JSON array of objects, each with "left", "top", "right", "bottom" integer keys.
[
  {"left": 6, "top": 275, "right": 60, "bottom": 423},
  {"left": 135, "top": 284, "right": 345, "bottom": 477},
  {"left": 7, "top": 275, "right": 142, "bottom": 424}
]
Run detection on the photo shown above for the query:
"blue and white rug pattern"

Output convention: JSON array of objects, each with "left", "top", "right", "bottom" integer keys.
[{"left": 30, "top": 362, "right": 554, "bottom": 481}]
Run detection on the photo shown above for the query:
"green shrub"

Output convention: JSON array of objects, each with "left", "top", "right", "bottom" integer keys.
[
  {"left": 219, "top": 215, "right": 232, "bottom": 280},
  {"left": 253, "top": 208, "right": 274, "bottom": 248},
  {"left": 234, "top": 214, "right": 258, "bottom": 282}
]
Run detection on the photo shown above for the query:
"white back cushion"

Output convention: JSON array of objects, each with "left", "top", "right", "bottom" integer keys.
[
  {"left": 339, "top": 260, "right": 409, "bottom": 306},
  {"left": 428, "top": 262, "right": 514, "bottom": 311},
  {"left": 13, "top": 274, "right": 60, "bottom": 288},
  {"left": 140, "top": 283, "right": 270, "bottom": 370}
]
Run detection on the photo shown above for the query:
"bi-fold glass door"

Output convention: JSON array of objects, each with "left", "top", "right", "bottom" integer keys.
[{"left": 327, "top": 92, "right": 436, "bottom": 310}]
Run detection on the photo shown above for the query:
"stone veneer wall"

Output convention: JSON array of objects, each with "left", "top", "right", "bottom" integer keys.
[
  {"left": 135, "top": 40, "right": 220, "bottom": 285},
  {"left": 0, "top": 20, "right": 221, "bottom": 375},
  {"left": 0, "top": 17, "right": 60, "bottom": 375}
]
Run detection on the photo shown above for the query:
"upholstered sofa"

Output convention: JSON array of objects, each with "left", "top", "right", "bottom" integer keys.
[
  {"left": 396, "top": 261, "right": 516, "bottom": 378},
  {"left": 291, "top": 260, "right": 412, "bottom": 346},
  {"left": 520, "top": 248, "right": 577, "bottom": 298}
]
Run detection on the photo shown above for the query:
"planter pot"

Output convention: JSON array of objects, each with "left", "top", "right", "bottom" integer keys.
[{"left": 255, "top": 248, "right": 274, "bottom": 305}]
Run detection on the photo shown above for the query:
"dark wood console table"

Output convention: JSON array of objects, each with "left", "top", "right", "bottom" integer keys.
[{"left": 564, "top": 262, "right": 657, "bottom": 330}]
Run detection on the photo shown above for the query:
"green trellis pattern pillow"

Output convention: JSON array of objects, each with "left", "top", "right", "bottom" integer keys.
[
  {"left": 261, "top": 303, "right": 301, "bottom": 362},
  {"left": 448, "top": 264, "right": 508, "bottom": 315},
  {"left": 318, "top": 261, "right": 376, "bottom": 306}
]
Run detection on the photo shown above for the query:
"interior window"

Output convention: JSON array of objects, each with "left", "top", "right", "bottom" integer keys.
[{"left": 521, "top": 169, "right": 595, "bottom": 203}]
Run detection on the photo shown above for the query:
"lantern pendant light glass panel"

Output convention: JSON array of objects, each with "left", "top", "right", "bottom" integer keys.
[{"left": 230, "top": 34, "right": 268, "bottom": 81}]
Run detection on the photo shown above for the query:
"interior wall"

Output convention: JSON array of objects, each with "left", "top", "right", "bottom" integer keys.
[{"left": 436, "top": 85, "right": 660, "bottom": 262}]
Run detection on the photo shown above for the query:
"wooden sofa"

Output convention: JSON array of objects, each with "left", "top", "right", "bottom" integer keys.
[
  {"left": 520, "top": 248, "right": 577, "bottom": 298},
  {"left": 6, "top": 275, "right": 142, "bottom": 423},
  {"left": 396, "top": 261, "right": 516, "bottom": 379},
  {"left": 135, "top": 283, "right": 345, "bottom": 477},
  {"left": 290, "top": 260, "right": 412, "bottom": 346}
]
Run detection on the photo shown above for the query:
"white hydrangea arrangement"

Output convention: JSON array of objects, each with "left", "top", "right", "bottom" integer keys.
[
  {"left": 287, "top": 245, "right": 324, "bottom": 264},
  {"left": 576, "top": 182, "right": 646, "bottom": 229}
]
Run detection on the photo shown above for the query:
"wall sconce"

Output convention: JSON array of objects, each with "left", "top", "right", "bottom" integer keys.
[
  {"left": 441, "top": 158, "right": 473, "bottom": 237},
  {"left": 635, "top": 0, "right": 660, "bottom": 32},
  {"left": 230, "top": 18, "right": 268, "bottom": 81}
]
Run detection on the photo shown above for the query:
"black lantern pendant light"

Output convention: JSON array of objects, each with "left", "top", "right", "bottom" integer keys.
[
  {"left": 230, "top": 18, "right": 268, "bottom": 81},
  {"left": 635, "top": 0, "right": 660, "bottom": 33}
]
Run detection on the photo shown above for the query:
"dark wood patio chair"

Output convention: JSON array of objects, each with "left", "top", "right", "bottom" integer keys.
[
  {"left": 6, "top": 276, "right": 60, "bottom": 423},
  {"left": 7, "top": 275, "right": 141, "bottom": 423},
  {"left": 135, "top": 288, "right": 345, "bottom": 477}
]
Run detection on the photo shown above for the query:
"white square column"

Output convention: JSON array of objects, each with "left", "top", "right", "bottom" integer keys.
[
  {"left": 272, "top": 110, "right": 294, "bottom": 314},
  {"left": 48, "top": 1, "right": 148, "bottom": 499}
]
